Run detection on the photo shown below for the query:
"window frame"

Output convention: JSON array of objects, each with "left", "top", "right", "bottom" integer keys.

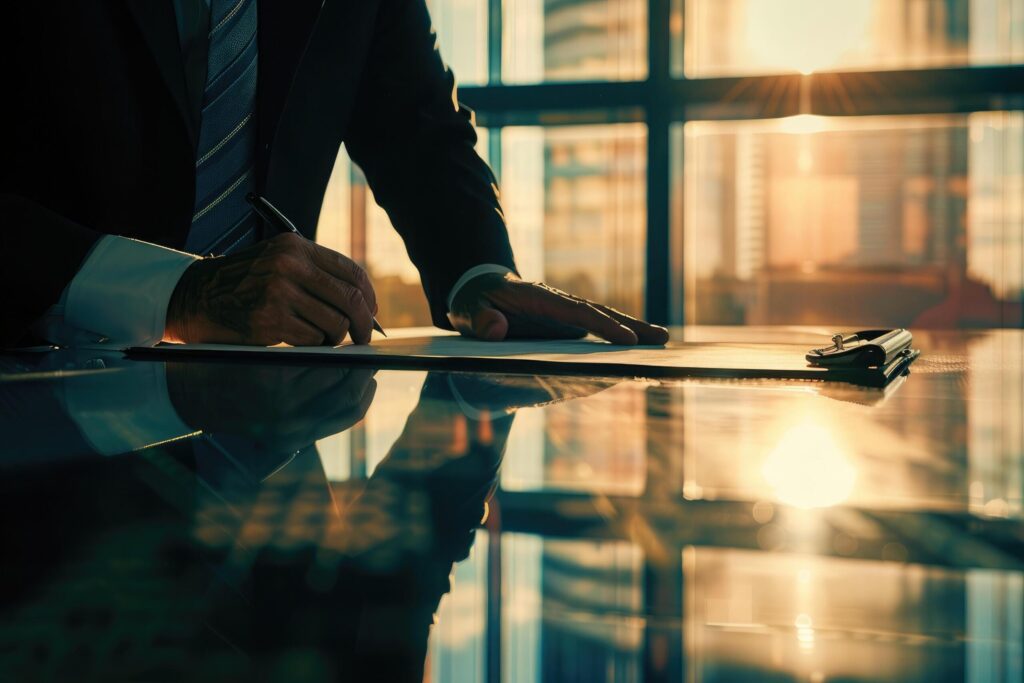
[{"left": 457, "top": 0, "right": 1024, "bottom": 325}]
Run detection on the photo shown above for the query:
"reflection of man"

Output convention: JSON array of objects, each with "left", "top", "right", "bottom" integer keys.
[
  {"left": 1, "top": 3, "right": 668, "bottom": 349},
  {"left": 0, "top": 352, "right": 378, "bottom": 467},
  {"left": 0, "top": 361, "right": 616, "bottom": 680}
]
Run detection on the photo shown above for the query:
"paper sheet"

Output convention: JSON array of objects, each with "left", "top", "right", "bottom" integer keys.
[
  {"left": 127, "top": 323, "right": 922, "bottom": 386},
  {"left": 127, "top": 329, "right": 853, "bottom": 381}
]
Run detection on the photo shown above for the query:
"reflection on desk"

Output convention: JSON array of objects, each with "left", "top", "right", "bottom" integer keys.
[{"left": 0, "top": 328, "right": 1021, "bottom": 681}]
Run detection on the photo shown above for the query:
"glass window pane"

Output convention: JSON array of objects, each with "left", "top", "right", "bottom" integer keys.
[
  {"left": 678, "top": 0, "right": 1024, "bottom": 78},
  {"left": 427, "top": 0, "right": 488, "bottom": 86},
  {"left": 503, "top": 0, "right": 648, "bottom": 83},
  {"left": 676, "top": 112, "right": 1024, "bottom": 328},
  {"left": 501, "top": 123, "right": 648, "bottom": 318}
]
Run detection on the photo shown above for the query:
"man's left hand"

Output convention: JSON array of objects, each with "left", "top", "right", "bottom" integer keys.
[{"left": 448, "top": 273, "right": 669, "bottom": 346}]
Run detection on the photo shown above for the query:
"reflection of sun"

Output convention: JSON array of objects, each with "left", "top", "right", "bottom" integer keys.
[
  {"left": 762, "top": 418, "right": 856, "bottom": 508},
  {"left": 745, "top": 0, "right": 874, "bottom": 74}
]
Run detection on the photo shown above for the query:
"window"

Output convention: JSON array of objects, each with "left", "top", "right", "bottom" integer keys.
[
  {"left": 679, "top": 112, "right": 1024, "bottom": 327},
  {"left": 679, "top": 0, "right": 1024, "bottom": 78},
  {"left": 429, "top": 0, "right": 489, "bottom": 85},
  {"left": 501, "top": 124, "right": 647, "bottom": 317},
  {"left": 504, "top": 0, "right": 648, "bottom": 83},
  {"left": 315, "top": 0, "right": 1024, "bottom": 328}
]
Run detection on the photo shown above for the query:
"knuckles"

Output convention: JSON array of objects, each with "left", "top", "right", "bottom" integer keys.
[
  {"left": 250, "top": 308, "right": 284, "bottom": 334},
  {"left": 263, "top": 276, "right": 293, "bottom": 304},
  {"left": 263, "top": 234, "right": 311, "bottom": 275},
  {"left": 352, "top": 265, "right": 372, "bottom": 291},
  {"left": 270, "top": 232, "right": 304, "bottom": 248},
  {"left": 328, "top": 319, "right": 351, "bottom": 346},
  {"left": 267, "top": 251, "right": 305, "bottom": 276}
]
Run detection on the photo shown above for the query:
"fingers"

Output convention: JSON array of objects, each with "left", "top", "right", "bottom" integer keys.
[
  {"left": 588, "top": 303, "right": 669, "bottom": 345},
  {"left": 263, "top": 272, "right": 360, "bottom": 345},
  {"left": 264, "top": 236, "right": 374, "bottom": 344},
  {"left": 298, "top": 263, "right": 373, "bottom": 344},
  {"left": 449, "top": 300, "right": 509, "bottom": 341},
  {"left": 291, "top": 292, "right": 351, "bottom": 346},
  {"left": 307, "top": 240, "right": 378, "bottom": 315},
  {"left": 523, "top": 286, "right": 638, "bottom": 345},
  {"left": 277, "top": 316, "right": 326, "bottom": 347},
  {"left": 508, "top": 280, "right": 668, "bottom": 345},
  {"left": 470, "top": 304, "right": 509, "bottom": 341},
  {"left": 307, "top": 277, "right": 372, "bottom": 344}
]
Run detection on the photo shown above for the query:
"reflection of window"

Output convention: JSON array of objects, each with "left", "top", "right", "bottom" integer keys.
[
  {"left": 501, "top": 382, "right": 648, "bottom": 495},
  {"left": 504, "top": 534, "right": 644, "bottom": 681},
  {"left": 678, "top": 112, "right": 1024, "bottom": 327},
  {"left": 968, "top": 333, "right": 1024, "bottom": 518},
  {"left": 679, "top": 0, "right": 1024, "bottom": 77},
  {"left": 684, "top": 547, "right": 1016, "bottom": 680},
  {"left": 431, "top": 531, "right": 489, "bottom": 680},
  {"left": 678, "top": 382, "right": 978, "bottom": 511}
]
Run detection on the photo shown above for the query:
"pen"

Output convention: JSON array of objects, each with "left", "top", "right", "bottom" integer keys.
[{"left": 246, "top": 192, "right": 387, "bottom": 338}]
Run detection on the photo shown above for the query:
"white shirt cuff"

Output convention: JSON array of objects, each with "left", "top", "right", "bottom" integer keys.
[
  {"left": 62, "top": 235, "right": 198, "bottom": 347},
  {"left": 446, "top": 264, "right": 515, "bottom": 311},
  {"left": 63, "top": 362, "right": 196, "bottom": 456}
]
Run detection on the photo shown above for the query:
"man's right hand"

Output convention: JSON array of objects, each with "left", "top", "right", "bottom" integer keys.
[{"left": 164, "top": 233, "right": 377, "bottom": 346}]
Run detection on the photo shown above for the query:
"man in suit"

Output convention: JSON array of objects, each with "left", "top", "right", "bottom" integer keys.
[{"left": 0, "top": 1, "right": 668, "bottom": 348}]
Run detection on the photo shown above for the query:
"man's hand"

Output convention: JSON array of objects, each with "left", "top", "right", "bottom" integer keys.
[
  {"left": 165, "top": 233, "right": 377, "bottom": 346},
  {"left": 448, "top": 273, "right": 669, "bottom": 345}
]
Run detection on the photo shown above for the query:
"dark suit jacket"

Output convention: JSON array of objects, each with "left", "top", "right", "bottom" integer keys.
[{"left": 0, "top": 1, "right": 517, "bottom": 345}]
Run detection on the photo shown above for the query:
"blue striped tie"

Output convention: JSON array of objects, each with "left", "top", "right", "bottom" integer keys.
[{"left": 185, "top": 0, "right": 258, "bottom": 255}]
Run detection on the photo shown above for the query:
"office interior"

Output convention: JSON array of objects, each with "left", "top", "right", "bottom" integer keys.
[{"left": 2, "top": 1, "right": 1023, "bottom": 681}]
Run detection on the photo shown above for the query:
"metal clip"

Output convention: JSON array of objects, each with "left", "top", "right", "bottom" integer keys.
[
  {"left": 829, "top": 333, "right": 860, "bottom": 351},
  {"left": 812, "top": 333, "right": 861, "bottom": 356}
]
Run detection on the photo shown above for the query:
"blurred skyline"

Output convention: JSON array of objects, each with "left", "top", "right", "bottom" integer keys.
[{"left": 316, "top": 0, "right": 1023, "bottom": 328}]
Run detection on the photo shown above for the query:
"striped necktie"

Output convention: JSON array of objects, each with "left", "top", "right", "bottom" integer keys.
[{"left": 185, "top": 0, "right": 258, "bottom": 255}]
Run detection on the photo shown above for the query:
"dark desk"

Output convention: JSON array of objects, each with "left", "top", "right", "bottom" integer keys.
[{"left": 1, "top": 328, "right": 1021, "bottom": 682}]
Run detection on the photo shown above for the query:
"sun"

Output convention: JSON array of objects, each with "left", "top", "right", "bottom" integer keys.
[{"left": 744, "top": 0, "right": 874, "bottom": 74}]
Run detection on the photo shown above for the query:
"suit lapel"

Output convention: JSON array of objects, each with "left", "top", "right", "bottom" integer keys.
[{"left": 124, "top": 0, "right": 197, "bottom": 147}]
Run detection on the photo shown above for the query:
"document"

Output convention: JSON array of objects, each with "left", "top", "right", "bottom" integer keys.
[{"left": 127, "top": 328, "right": 916, "bottom": 387}]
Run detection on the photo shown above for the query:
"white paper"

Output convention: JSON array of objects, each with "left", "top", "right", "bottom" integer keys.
[{"left": 140, "top": 327, "right": 816, "bottom": 374}]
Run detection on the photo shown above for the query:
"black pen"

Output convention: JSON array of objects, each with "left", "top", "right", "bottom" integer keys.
[{"left": 246, "top": 192, "right": 387, "bottom": 338}]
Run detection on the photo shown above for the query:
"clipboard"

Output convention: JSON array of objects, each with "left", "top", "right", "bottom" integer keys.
[{"left": 125, "top": 328, "right": 921, "bottom": 388}]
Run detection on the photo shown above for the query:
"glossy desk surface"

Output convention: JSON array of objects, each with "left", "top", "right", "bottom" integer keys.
[{"left": 1, "top": 328, "right": 1021, "bottom": 682}]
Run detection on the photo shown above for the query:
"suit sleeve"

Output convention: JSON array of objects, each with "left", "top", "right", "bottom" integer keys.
[
  {"left": 0, "top": 7, "right": 104, "bottom": 346},
  {"left": 0, "top": 194, "right": 103, "bottom": 346},
  {"left": 343, "top": 0, "right": 518, "bottom": 329}
]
